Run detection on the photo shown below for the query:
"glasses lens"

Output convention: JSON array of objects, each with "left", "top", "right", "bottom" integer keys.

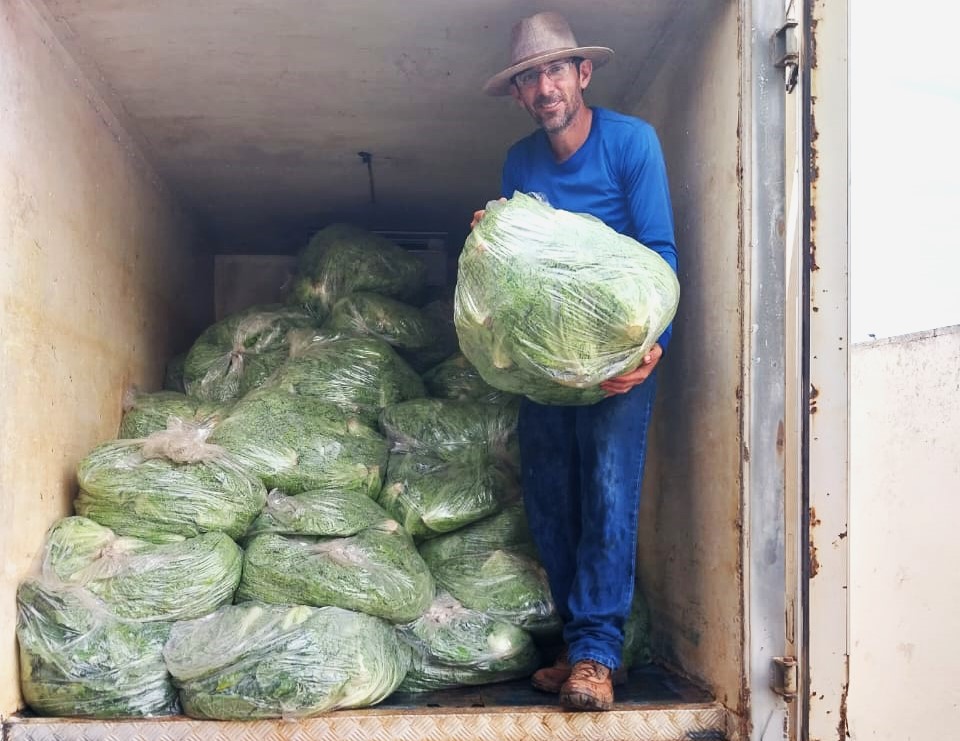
[{"left": 515, "top": 59, "right": 574, "bottom": 88}]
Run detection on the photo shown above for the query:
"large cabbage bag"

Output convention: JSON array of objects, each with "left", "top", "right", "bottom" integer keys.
[
  {"left": 455, "top": 192, "right": 680, "bottom": 405},
  {"left": 379, "top": 398, "right": 518, "bottom": 462},
  {"left": 290, "top": 224, "right": 427, "bottom": 313},
  {"left": 238, "top": 522, "right": 434, "bottom": 623},
  {"left": 397, "top": 593, "right": 539, "bottom": 693},
  {"left": 75, "top": 423, "right": 267, "bottom": 543},
  {"left": 423, "top": 353, "right": 513, "bottom": 405},
  {"left": 420, "top": 545, "right": 561, "bottom": 638},
  {"left": 246, "top": 489, "right": 391, "bottom": 540},
  {"left": 164, "top": 603, "right": 410, "bottom": 719},
  {"left": 43, "top": 517, "right": 241, "bottom": 622},
  {"left": 209, "top": 388, "right": 389, "bottom": 497},
  {"left": 17, "top": 578, "right": 177, "bottom": 718},
  {"left": 264, "top": 331, "right": 424, "bottom": 426},
  {"left": 378, "top": 452, "right": 515, "bottom": 540},
  {"left": 183, "top": 305, "right": 317, "bottom": 402},
  {"left": 418, "top": 503, "right": 539, "bottom": 563},
  {"left": 117, "top": 390, "right": 229, "bottom": 439}
]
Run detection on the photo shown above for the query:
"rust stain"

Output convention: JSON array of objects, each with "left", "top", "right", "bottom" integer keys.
[
  {"left": 776, "top": 420, "right": 785, "bottom": 455},
  {"left": 809, "top": 539, "right": 820, "bottom": 578},
  {"left": 838, "top": 658, "right": 850, "bottom": 739},
  {"left": 810, "top": 507, "right": 822, "bottom": 528},
  {"left": 838, "top": 530, "right": 847, "bottom": 540},
  {"left": 810, "top": 384, "right": 820, "bottom": 401}
]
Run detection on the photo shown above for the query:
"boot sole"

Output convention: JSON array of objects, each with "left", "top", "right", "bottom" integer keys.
[{"left": 559, "top": 690, "right": 614, "bottom": 712}]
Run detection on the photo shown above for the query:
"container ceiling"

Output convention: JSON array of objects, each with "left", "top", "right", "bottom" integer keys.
[{"left": 40, "top": 0, "right": 684, "bottom": 252}]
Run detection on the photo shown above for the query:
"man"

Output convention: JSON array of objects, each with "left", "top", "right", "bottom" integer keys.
[{"left": 472, "top": 12, "right": 678, "bottom": 711}]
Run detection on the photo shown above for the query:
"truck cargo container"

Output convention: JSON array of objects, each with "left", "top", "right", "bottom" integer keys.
[{"left": 0, "top": 0, "right": 849, "bottom": 739}]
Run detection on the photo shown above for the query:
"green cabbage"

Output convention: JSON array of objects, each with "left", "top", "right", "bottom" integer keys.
[
  {"left": 455, "top": 192, "right": 679, "bottom": 405},
  {"left": 164, "top": 603, "right": 410, "bottom": 719},
  {"left": 238, "top": 521, "right": 434, "bottom": 623},
  {"left": 379, "top": 398, "right": 518, "bottom": 462},
  {"left": 422, "top": 353, "right": 514, "bottom": 405},
  {"left": 324, "top": 293, "right": 438, "bottom": 364},
  {"left": 183, "top": 305, "right": 317, "bottom": 402},
  {"left": 378, "top": 452, "right": 515, "bottom": 540},
  {"left": 16, "top": 579, "right": 176, "bottom": 718},
  {"left": 246, "top": 489, "right": 391, "bottom": 540},
  {"left": 263, "top": 331, "right": 424, "bottom": 426},
  {"left": 417, "top": 504, "right": 539, "bottom": 563},
  {"left": 43, "top": 517, "right": 241, "bottom": 622},
  {"left": 75, "top": 426, "right": 267, "bottom": 543},
  {"left": 291, "top": 224, "right": 427, "bottom": 313},
  {"left": 117, "top": 391, "right": 229, "bottom": 439},
  {"left": 209, "top": 388, "right": 388, "bottom": 497},
  {"left": 397, "top": 593, "right": 539, "bottom": 692}
]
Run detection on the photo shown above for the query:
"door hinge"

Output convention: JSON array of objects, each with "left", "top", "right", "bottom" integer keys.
[
  {"left": 772, "top": 656, "right": 798, "bottom": 700},
  {"left": 774, "top": 17, "right": 799, "bottom": 93}
]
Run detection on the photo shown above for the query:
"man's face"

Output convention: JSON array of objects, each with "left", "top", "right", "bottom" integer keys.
[{"left": 510, "top": 57, "right": 593, "bottom": 134}]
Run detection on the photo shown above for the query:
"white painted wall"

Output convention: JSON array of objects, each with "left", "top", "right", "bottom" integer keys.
[
  {"left": 0, "top": 0, "right": 210, "bottom": 716},
  {"left": 848, "top": 325, "right": 960, "bottom": 738}
]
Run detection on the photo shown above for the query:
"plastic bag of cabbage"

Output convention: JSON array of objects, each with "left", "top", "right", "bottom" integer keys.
[
  {"left": 246, "top": 489, "right": 393, "bottom": 540},
  {"left": 117, "top": 389, "right": 230, "bottom": 439},
  {"left": 164, "top": 602, "right": 410, "bottom": 719},
  {"left": 238, "top": 494, "right": 434, "bottom": 623},
  {"left": 75, "top": 422, "right": 266, "bottom": 543},
  {"left": 455, "top": 192, "right": 679, "bottom": 405},
  {"left": 422, "top": 353, "right": 513, "bottom": 405},
  {"left": 210, "top": 388, "right": 389, "bottom": 497},
  {"left": 378, "top": 452, "right": 516, "bottom": 541},
  {"left": 263, "top": 331, "right": 424, "bottom": 426},
  {"left": 183, "top": 304, "right": 318, "bottom": 402},
  {"left": 43, "top": 517, "right": 241, "bottom": 622},
  {"left": 418, "top": 505, "right": 560, "bottom": 638},
  {"left": 16, "top": 578, "right": 177, "bottom": 718},
  {"left": 290, "top": 223, "right": 427, "bottom": 315},
  {"left": 397, "top": 593, "right": 539, "bottom": 693}
]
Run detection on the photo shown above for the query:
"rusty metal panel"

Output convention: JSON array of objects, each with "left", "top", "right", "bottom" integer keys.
[
  {"left": 5, "top": 705, "right": 732, "bottom": 741},
  {"left": 802, "top": 0, "right": 850, "bottom": 739}
]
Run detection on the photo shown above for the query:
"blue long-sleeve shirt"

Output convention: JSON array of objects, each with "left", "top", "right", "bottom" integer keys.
[{"left": 501, "top": 107, "right": 679, "bottom": 351}]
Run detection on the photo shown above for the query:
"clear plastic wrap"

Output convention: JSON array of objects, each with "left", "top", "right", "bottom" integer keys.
[
  {"left": 118, "top": 389, "right": 229, "bottom": 439},
  {"left": 396, "top": 592, "right": 539, "bottom": 693},
  {"left": 246, "top": 489, "right": 391, "bottom": 540},
  {"left": 290, "top": 224, "right": 427, "bottom": 313},
  {"left": 16, "top": 578, "right": 177, "bottom": 718},
  {"left": 378, "top": 398, "right": 519, "bottom": 462},
  {"left": 209, "top": 388, "right": 389, "bottom": 497},
  {"left": 455, "top": 192, "right": 680, "bottom": 405},
  {"left": 419, "top": 545, "right": 561, "bottom": 638},
  {"left": 237, "top": 521, "right": 434, "bottom": 623},
  {"left": 323, "top": 293, "right": 438, "bottom": 364},
  {"left": 43, "top": 517, "right": 242, "bottom": 622},
  {"left": 422, "top": 353, "right": 514, "bottom": 405},
  {"left": 263, "top": 330, "right": 425, "bottom": 426},
  {"left": 378, "top": 452, "right": 516, "bottom": 541},
  {"left": 417, "top": 503, "right": 539, "bottom": 562},
  {"left": 183, "top": 304, "right": 318, "bottom": 402},
  {"left": 76, "top": 422, "right": 267, "bottom": 542},
  {"left": 164, "top": 602, "right": 411, "bottom": 719}
]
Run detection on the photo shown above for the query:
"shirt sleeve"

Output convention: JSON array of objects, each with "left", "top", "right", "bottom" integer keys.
[{"left": 622, "top": 123, "right": 679, "bottom": 353}]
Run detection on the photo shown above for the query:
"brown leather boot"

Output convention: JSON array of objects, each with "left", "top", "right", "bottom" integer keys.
[
  {"left": 531, "top": 648, "right": 627, "bottom": 694},
  {"left": 559, "top": 660, "right": 615, "bottom": 711}
]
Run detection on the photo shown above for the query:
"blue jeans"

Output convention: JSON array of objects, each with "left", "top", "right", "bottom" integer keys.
[{"left": 518, "top": 374, "right": 658, "bottom": 670}]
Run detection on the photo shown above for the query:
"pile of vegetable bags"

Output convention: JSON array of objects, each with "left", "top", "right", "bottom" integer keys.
[{"left": 17, "top": 221, "right": 658, "bottom": 721}]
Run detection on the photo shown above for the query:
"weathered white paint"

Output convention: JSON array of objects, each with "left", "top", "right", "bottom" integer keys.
[
  {"left": 848, "top": 326, "right": 960, "bottom": 739},
  {"left": 0, "top": 0, "right": 210, "bottom": 716}
]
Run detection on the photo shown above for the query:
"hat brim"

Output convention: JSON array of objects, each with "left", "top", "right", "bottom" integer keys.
[{"left": 483, "top": 47, "right": 614, "bottom": 96}]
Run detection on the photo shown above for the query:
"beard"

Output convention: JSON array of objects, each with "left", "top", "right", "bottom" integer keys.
[{"left": 529, "top": 91, "right": 582, "bottom": 134}]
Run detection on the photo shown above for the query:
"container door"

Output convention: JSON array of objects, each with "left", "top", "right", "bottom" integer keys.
[{"left": 744, "top": 0, "right": 848, "bottom": 738}]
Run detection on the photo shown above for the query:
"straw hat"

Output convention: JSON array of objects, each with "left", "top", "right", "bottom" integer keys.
[{"left": 483, "top": 12, "right": 613, "bottom": 96}]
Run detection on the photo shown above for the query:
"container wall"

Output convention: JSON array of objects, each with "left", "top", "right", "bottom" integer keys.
[
  {"left": 621, "top": 1, "right": 745, "bottom": 711},
  {"left": 848, "top": 326, "right": 960, "bottom": 739},
  {"left": 0, "top": 0, "right": 211, "bottom": 716}
]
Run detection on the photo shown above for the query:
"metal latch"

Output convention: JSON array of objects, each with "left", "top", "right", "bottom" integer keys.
[
  {"left": 774, "top": 18, "right": 799, "bottom": 93},
  {"left": 772, "top": 656, "right": 798, "bottom": 700}
]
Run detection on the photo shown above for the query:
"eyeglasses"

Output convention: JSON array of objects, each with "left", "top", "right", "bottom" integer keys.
[{"left": 513, "top": 58, "right": 579, "bottom": 89}]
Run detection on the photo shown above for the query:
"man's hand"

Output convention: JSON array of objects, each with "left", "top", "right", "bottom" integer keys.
[
  {"left": 600, "top": 343, "right": 663, "bottom": 396},
  {"left": 470, "top": 197, "right": 507, "bottom": 230}
]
